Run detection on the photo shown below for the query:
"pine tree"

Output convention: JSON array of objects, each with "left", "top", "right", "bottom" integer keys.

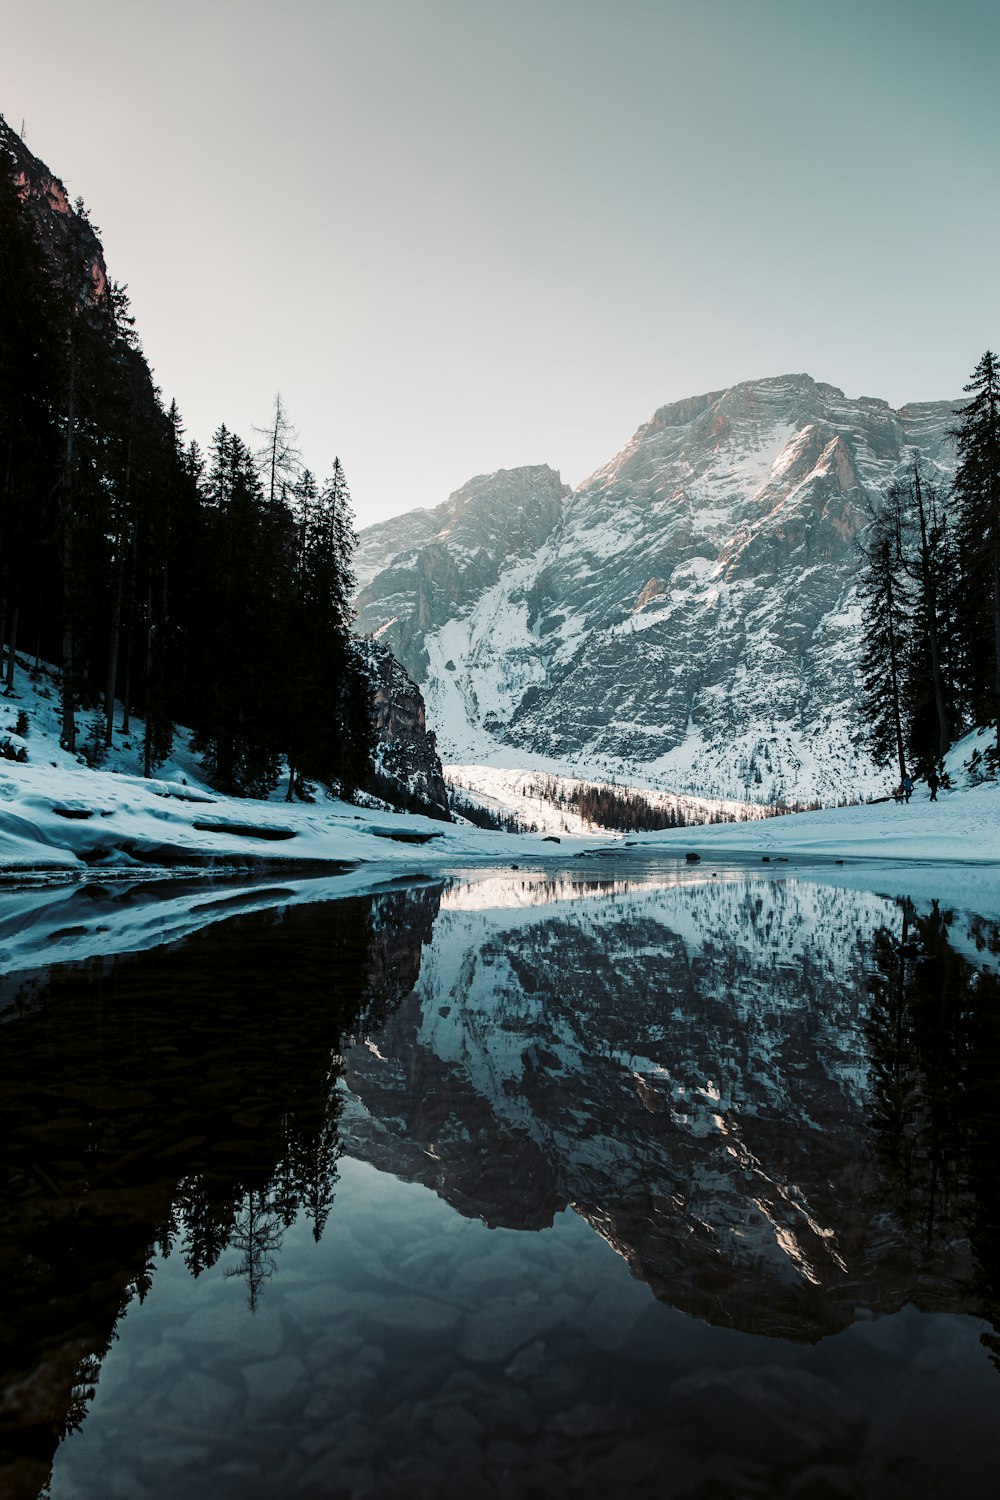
[
  {"left": 282, "top": 467, "right": 320, "bottom": 798},
  {"left": 858, "top": 489, "right": 911, "bottom": 784},
  {"left": 190, "top": 427, "right": 294, "bottom": 795},
  {"left": 100, "top": 282, "right": 143, "bottom": 747},
  {"left": 323, "top": 459, "right": 374, "bottom": 795},
  {"left": 952, "top": 351, "right": 1000, "bottom": 735},
  {"left": 253, "top": 392, "right": 302, "bottom": 507},
  {"left": 53, "top": 198, "right": 106, "bottom": 751},
  {"left": 282, "top": 457, "right": 372, "bottom": 796},
  {"left": 900, "top": 461, "right": 954, "bottom": 769}
]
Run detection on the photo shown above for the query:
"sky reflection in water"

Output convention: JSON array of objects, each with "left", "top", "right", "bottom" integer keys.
[{"left": 2, "top": 860, "right": 999, "bottom": 1498}]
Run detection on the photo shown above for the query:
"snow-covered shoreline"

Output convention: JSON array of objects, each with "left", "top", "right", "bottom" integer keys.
[
  {"left": 2, "top": 766, "right": 999, "bottom": 988},
  {"left": 2, "top": 661, "right": 999, "bottom": 984},
  {"left": 3, "top": 657, "right": 998, "bottom": 882},
  {"left": 4, "top": 749, "right": 1000, "bottom": 883}
]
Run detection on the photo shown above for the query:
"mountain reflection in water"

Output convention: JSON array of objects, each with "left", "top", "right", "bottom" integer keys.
[{"left": 1, "top": 865, "right": 999, "bottom": 1499}]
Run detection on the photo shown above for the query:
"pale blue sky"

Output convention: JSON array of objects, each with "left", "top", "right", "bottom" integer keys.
[{"left": 3, "top": 0, "right": 997, "bottom": 524}]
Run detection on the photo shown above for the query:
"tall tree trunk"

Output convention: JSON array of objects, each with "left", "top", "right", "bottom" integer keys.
[
  {"left": 913, "top": 468, "right": 951, "bottom": 759},
  {"left": 104, "top": 539, "right": 125, "bottom": 745},
  {"left": 107, "top": 376, "right": 139, "bottom": 744},
  {"left": 33, "top": 577, "right": 42, "bottom": 671},
  {"left": 1, "top": 432, "right": 13, "bottom": 686},
  {"left": 60, "top": 327, "right": 78, "bottom": 752},
  {"left": 142, "top": 568, "right": 154, "bottom": 778},
  {"left": 5, "top": 603, "right": 18, "bottom": 692},
  {"left": 993, "top": 517, "right": 1000, "bottom": 740},
  {"left": 121, "top": 527, "right": 138, "bottom": 733},
  {"left": 61, "top": 619, "right": 75, "bottom": 752},
  {"left": 885, "top": 564, "right": 906, "bottom": 784}
]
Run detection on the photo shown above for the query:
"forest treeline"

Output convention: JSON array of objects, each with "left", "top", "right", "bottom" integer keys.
[
  {"left": 528, "top": 775, "right": 699, "bottom": 831},
  {"left": 451, "top": 774, "right": 823, "bottom": 835},
  {"left": 860, "top": 352, "right": 1000, "bottom": 786},
  {"left": 553, "top": 780, "right": 823, "bottom": 830},
  {"left": 0, "top": 130, "right": 372, "bottom": 798}
]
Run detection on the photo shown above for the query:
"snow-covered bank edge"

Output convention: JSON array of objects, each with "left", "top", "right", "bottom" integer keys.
[
  {"left": 610, "top": 778, "right": 1000, "bottom": 867},
  {"left": 0, "top": 868, "right": 446, "bottom": 982},
  {"left": 3, "top": 748, "right": 1000, "bottom": 891},
  {"left": 2, "top": 682, "right": 999, "bottom": 986}
]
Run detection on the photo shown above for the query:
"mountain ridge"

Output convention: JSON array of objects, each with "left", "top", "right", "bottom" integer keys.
[{"left": 354, "top": 374, "right": 958, "bottom": 803}]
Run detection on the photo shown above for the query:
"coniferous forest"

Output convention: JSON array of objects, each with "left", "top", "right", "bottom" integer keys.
[
  {"left": 0, "top": 120, "right": 373, "bottom": 799},
  {"left": 859, "top": 351, "right": 1000, "bottom": 787}
]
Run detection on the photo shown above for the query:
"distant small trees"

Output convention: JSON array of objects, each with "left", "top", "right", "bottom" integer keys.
[{"left": 512, "top": 774, "right": 695, "bottom": 831}]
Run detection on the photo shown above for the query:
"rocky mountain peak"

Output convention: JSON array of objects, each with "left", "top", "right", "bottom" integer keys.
[{"left": 354, "top": 374, "right": 960, "bottom": 803}]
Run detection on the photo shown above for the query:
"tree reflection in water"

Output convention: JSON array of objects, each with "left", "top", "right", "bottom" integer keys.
[
  {"left": 0, "top": 880, "right": 439, "bottom": 1500},
  {"left": 224, "top": 1191, "right": 285, "bottom": 1313},
  {"left": 1, "top": 868, "right": 999, "bottom": 1500},
  {"left": 865, "top": 898, "right": 1000, "bottom": 1370}
]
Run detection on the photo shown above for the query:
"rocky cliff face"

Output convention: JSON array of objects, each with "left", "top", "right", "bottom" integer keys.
[
  {"left": 360, "top": 639, "right": 450, "bottom": 816},
  {"left": 355, "top": 376, "right": 958, "bottom": 803},
  {"left": 355, "top": 465, "right": 569, "bottom": 683},
  {"left": 0, "top": 114, "right": 107, "bottom": 298}
]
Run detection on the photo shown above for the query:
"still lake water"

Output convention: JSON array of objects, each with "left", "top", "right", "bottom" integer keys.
[{"left": 2, "top": 857, "right": 1000, "bottom": 1498}]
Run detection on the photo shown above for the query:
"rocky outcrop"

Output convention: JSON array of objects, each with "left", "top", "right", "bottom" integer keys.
[
  {"left": 360, "top": 638, "right": 450, "bottom": 816},
  {"left": 354, "top": 465, "right": 569, "bottom": 683},
  {"left": 0, "top": 114, "right": 107, "bottom": 299}
]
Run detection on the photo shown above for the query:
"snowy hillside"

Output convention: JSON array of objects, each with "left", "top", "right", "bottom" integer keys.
[
  {"left": 1, "top": 653, "right": 997, "bottom": 980},
  {"left": 444, "top": 764, "right": 774, "bottom": 835},
  {"left": 355, "top": 375, "right": 958, "bottom": 805}
]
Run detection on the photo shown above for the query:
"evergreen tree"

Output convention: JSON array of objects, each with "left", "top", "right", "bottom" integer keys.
[
  {"left": 282, "top": 457, "right": 372, "bottom": 796},
  {"left": 858, "top": 488, "right": 911, "bottom": 783},
  {"left": 1, "top": 133, "right": 377, "bottom": 803},
  {"left": 952, "top": 351, "right": 1000, "bottom": 735},
  {"left": 253, "top": 391, "right": 302, "bottom": 507},
  {"left": 190, "top": 427, "right": 294, "bottom": 795},
  {"left": 900, "top": 461, "right": 955, "bottom": 770},
  {"left": 147, "top": 399, "right": 202, "bottom": 772},
  {"left": 282, "top": 466, "right": 320, "bottom": 798},
  {"left": 322, "top": 459, "right": 374, "bottom": 795},
  {"left": 100, "top": 282, "right": 144, "bottom": 747},
  {"left": 53, "top": 197, "right": 108, "bottom": 751}
]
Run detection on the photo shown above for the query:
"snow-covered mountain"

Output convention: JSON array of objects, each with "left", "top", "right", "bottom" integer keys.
[
  {"left": 339, "top": 874, "right": 988, "bottom": 1340},
  {"left": 355, "top": 376, "right": 957, "bottom": 803},
  {"left": 355, "top": 464, "right": 569, "bottom": 683}
]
